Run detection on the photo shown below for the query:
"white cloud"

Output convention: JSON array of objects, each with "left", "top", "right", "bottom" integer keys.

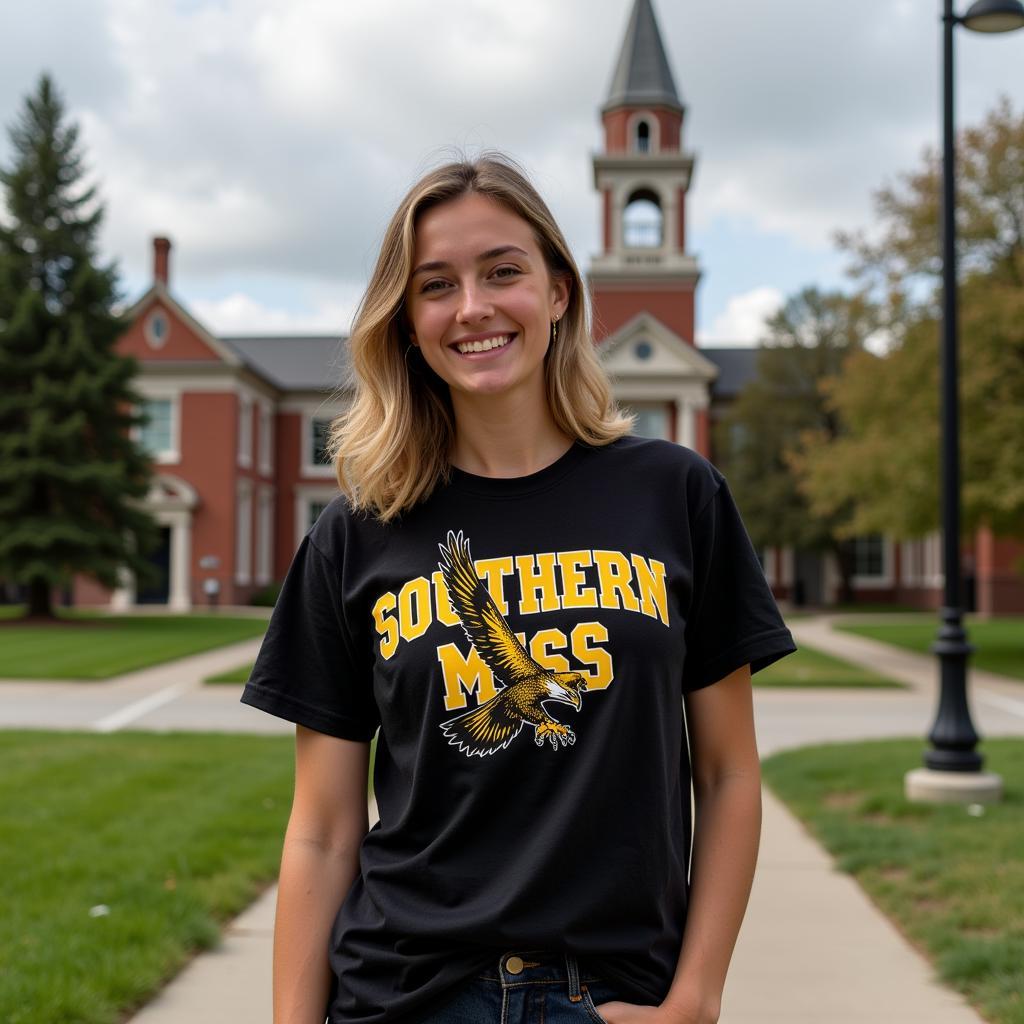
[
  {"left": 191, "top": 290, "right": 360, "bottom": 336},
  {"left": 697, "top": 287, "right": 785, "bottom": 346}
]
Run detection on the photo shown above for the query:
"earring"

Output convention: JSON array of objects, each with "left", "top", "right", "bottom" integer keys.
[{"left": 551, "top": 316, "right": 560, "bottom": 343}]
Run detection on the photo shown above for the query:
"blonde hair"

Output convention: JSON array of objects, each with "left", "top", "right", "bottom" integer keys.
[{"left": 328, "top": 150, "right": 633, "bottom": 522}]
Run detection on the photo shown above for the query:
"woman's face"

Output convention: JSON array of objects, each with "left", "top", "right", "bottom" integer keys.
[{"left": 403, "top": 192, "right": 569, "bottom": 404}]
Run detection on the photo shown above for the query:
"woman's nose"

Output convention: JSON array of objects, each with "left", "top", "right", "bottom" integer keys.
[{"left": 456, "top": 282, "right": 493, "bottom": 323}]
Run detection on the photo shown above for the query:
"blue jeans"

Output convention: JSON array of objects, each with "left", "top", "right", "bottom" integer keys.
[{"left": 415, "top": 949, "right": 622, "bottom": 1023}]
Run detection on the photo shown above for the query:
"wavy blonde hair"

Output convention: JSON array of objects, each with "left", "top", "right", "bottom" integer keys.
[{"left": 327, "top": 150, "right": 633, "bottom": 522}]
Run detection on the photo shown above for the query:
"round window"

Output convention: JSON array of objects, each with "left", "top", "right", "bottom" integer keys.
[
  {"left": 145, "top": 310, "right": 169, "bottom": 349},
  {"left": 634, "top": 340, "right": 653, "bottom": 361}
]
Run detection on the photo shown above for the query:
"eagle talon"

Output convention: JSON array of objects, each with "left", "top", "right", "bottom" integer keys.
[{"left": 536, "top": 720, "right": 575, "bottom": 750}]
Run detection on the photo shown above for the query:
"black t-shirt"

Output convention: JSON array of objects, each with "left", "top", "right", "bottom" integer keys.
[{"left": 240, "top": 435, "right": 796, "bottom": 1023}]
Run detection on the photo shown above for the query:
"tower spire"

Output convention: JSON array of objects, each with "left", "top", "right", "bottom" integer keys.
[{"left": 603, "top": 0, "right": 683, "bottom": 114}]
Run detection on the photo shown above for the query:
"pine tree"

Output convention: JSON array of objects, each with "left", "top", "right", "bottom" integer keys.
[{"left": 0, "top": 73, "right": 161, "bottom": 620}]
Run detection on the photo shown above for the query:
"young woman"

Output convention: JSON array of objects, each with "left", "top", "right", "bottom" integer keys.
[{"left": 241, "top": 153, "right": 796, "bottom": 1024}]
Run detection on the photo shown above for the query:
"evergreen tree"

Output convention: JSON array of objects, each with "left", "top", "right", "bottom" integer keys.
[{"left": 0, "top": 73, "right": 161, "bottom": 620}]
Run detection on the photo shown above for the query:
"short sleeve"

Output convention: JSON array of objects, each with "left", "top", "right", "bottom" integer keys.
[
  {"left": 240, "top": 533, "right": 380, "bottom": 741},
  {"left": 681, "top": 475, "right": 797, "bottom": 693}
]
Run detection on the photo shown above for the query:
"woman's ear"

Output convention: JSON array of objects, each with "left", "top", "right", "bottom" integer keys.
[{"left": 551, "top": 272, "right": 571, "bottom": 320}]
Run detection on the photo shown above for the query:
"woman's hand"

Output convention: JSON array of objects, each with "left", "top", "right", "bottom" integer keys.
[{"left": 592, "top": 997, "right": 718, "bottom": 1024}]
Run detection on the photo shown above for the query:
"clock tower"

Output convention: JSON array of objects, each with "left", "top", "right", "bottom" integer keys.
[{"left": 590, "top": 0, "right": 716, "bottom": 452}]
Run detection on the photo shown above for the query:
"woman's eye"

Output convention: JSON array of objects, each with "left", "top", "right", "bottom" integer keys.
[
  {"left": 421, "top": 280, "right": 448, "bottom": 293},
  {"left": 493, "top": 266, "right": 520, "bottom": 279}
]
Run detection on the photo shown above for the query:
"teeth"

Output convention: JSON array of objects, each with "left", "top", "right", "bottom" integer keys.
[{"left": 456, "top": 333, "right": 513, "bottom": 355}]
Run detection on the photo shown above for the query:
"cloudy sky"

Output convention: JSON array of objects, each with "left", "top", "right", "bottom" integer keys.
[{"left": 2, "top": 0, "right": 1023, "bottom": 346}]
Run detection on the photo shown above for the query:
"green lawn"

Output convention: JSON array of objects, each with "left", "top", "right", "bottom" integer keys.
[
  {"left": 0, "top": 731, "right": 293, "bottom": 1023},
  {"left": 836, "top": 618, "right": 1024, "bottom": 682},
  {"left": 754, "top": 643, "right": 904, "bottom": 688},
  {"left": 762, "top": 738, "right": 1024, "bottom": 1024},
  {"left": 0, "top": 610, "right": 268, "bottom": 680},
  {"left": 205, "top": 663, "right": 253, "bottom": 684}
]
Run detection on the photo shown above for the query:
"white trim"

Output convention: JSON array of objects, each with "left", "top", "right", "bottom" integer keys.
[
  {"left": 923, "top": 530, "right": 944, "bottom": 588},
  {"left": 130, "top": 387, "right": 181, "bottom": 465},
  {"left": 238, "top": 394, "right": 253, "bottom": 469},
  {"left": 258, "top": 401, "right": 274, "bottom": 476},
  {"left": 256, "top": 485, "right": 274, "bottom": 585},
  {"left": 236, "top": 479, "right": 253, "bottom": 585},
  {"left": 627, "top": 110, "right": 661, "bottom": 154},
  {"left": 851, "top": 534, "right": 894, "bottom": 589},
  {"left": 762, "top": 548, "right": 777, "bottom": 586}
]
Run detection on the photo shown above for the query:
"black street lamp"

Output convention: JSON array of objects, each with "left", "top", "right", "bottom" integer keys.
[{"left": 907, "top": 0, "right": 1023, "bottom": 802}]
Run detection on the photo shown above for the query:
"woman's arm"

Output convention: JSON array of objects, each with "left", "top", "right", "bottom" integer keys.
[
  {"left": 273, "top": 725, "right": 372, "bottom": 1024},
  {"left": 661, "top": 663, "right": 761, "bottom": 1024}
]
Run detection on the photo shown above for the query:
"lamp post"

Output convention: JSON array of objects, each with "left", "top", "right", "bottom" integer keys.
[{"left": 905, "top": 0, "right": 1024, "bottom": 804}]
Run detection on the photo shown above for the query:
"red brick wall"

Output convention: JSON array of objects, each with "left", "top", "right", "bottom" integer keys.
[
  {"left": 603, "top": 107, "right": 682, "bottom": 153},
  {"left": 591, "top": 283, "right": 695, "bottom": 343}
]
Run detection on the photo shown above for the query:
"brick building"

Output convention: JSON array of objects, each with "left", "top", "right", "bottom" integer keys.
[{"left": 72, "top": 0, "right": 1023, "bottom": 614}]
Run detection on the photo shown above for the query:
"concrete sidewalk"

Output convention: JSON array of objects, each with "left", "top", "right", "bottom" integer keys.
[{"left": 126, "top": 787, "right": 987, "bottom": 1024}]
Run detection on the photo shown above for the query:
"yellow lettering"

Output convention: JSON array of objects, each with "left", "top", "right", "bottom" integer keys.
[
  {"left": 372, "top": 591, "right": 399, "bottom": 660},
  {"left": 558, "top": 550, "right": 596, "bottom": 609},
  {"left": 476, "top": 556, "right": 515, "bottom": 615},
  {"left": 529, "top": 628, "right": 570, "bottom": 672},
  {"left": 632, "top": 554, "right": 668, "bottom": 626},
  {"left": 593, "top": 549, "right": 641, "bottom": 612},
  {"left": 398, "top": 577, "right": 432, "bottom": 642},
  {"left": 436, "top": 642, "right": 501, "bottom": 710},
  {"left": 515, "top": 553, "right": 561, "bottom": 614},
  {"left": 571, "top": 622, "right": 613, "bottom": 689},
  {"left": 432, "top": 570, "right": 460, "bottom": 627}
]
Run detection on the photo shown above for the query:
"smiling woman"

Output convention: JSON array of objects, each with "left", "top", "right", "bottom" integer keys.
[{"left": 239, "top": 151, "right": 797, "bottom": 1024}]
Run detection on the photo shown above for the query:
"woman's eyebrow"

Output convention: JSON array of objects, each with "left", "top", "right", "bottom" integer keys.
[{"left": 411, "top": 245, "right": 529, "bottom": 278}]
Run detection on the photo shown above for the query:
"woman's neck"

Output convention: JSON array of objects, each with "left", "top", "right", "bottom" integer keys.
[{"left": 448, "top": 388, "right": 572, "bottom": 479}]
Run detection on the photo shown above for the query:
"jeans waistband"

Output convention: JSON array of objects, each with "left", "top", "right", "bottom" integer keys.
[{"left": 476, "top": 949, "right": 602, "bottom": 998}]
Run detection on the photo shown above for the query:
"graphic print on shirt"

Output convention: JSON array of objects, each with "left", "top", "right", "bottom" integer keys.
[{"left": 437, "top": 530, "right": 591, "bottom": 757}]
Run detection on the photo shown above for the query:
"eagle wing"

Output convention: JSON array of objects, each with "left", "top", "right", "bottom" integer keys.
[{"left": 437, "top": 530, "right": 540, "bottom": 685}]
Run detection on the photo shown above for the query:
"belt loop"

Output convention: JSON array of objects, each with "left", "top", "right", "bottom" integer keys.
[{"left": 565, "top": 952, "right": 583, "bottom": 1001}]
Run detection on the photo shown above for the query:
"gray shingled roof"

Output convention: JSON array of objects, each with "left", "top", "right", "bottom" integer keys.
[
  {"left": 220, "top": 335, "right": 352, "bottom": 391},
  {"left": 603, "top": 0, "right": 683, "bottom": 114},
  {"left": 699, "top": 347, "right": 759, "bottom": 398}
]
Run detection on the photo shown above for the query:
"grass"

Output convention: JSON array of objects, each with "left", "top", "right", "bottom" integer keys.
[
  {"left": 0, "top": 730, "right": 296, "bottom": 1024},
  {"left": 204, "top": 664, "right": 253, "bottom": 684},
  {"left": 753, "top": 643, "right": 904, "bottom": 688},
  {"left": 836, "top": 617, "right": 1024, "bottom": 682},
  {"left": 0, "top": 610, "right": 268, "bottom": 680},
  {"left": 762, "top": 737, "right": 1024, "bottom": 1024}
]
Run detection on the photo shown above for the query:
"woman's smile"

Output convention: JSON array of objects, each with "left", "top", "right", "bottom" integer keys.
[{"left": 450, "top": 332, "right": 517, "bottom": 358}]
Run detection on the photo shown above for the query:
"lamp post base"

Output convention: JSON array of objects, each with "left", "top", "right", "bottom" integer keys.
[{"left": 905, "top": 767, "right": 1003, "bottom": 804}]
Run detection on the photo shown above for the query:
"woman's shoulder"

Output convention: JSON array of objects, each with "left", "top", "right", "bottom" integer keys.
[{"left": 592, "top": 434, "right": 725, "bottom": 497}]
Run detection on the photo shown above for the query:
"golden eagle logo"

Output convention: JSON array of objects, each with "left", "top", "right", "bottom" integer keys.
[{"left": 437, "top": 529, "right": 591, "bottom": 757}]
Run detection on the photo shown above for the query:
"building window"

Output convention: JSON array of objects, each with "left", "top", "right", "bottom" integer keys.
[
  {"left": 238, "top": 395, "right": 253, "bottom": 468},
  {"left": 138, "top": 398, "right": 173, "bottom": 458},
  {"left": 623, "top": 188, "right": 663, "bottom": 248},
  {"left": 622, "top": 401, "right": 671, "bottom": 440},
  {"left": 309, "top": 501, "right": 329, "bottom": 529},
  {"left": 144, "top": 310, "right": 170, "bottom": 350},
  {"left": 259, "top": 404, "right": 274, "bottom": 475},
  {"left": 633, "top": 339, "right": 653, "bottom": 361},
  {"left": 310, "top": 418, "right": 333, "bottom": 467},
  {"left": 236, "top": 482, "right": 252, "bottom": 584},
  {"left": 853, "top": 534, "right": 885, "bottom": 578},
  {"left": 635, "top": 120, "right": 650, "bottom": 153}
]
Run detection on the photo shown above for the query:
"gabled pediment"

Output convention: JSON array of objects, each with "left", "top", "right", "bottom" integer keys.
[
  {"left": 598, "top": 312, "right": 719, "bottom": 382},
  {"left": 122, "top": 282, "right": 244, "bottom": 367}
]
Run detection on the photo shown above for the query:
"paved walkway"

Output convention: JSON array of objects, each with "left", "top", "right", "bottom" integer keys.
[{"left": 5, "top": 613, "right": 1021, "bottom": 1022}]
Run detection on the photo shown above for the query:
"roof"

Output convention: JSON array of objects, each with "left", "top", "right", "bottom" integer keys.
[
  {"left": 603, "top": 0, "right": 683, "bottom": 114},
  {"left": 219, "top": 335, "right": 352, "bottom": 391},
  {"left": 698, "top": 346, "right": 759, "bottom": 398}
]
